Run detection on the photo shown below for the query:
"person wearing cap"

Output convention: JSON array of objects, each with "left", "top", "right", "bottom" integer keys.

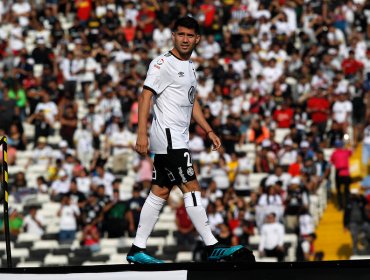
[
  {"left": 97, "top": 86, "right": 122, "bottom": 123},
  {"left": 25, "top": 136, "right": 53, "bottom": 168},
  {"left": 278, "top": 138, "right": 298, "bottom": 170},
  {"left": 50, "top": 169, "right": 71, "bottom": 201}
]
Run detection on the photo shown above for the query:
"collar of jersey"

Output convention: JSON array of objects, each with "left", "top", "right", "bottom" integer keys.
[{"left": 169, "top": 50, "right": 188, "bottom": 61}]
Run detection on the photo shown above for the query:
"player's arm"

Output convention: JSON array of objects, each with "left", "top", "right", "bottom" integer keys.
[
  {"left": 192, "top": 99, "right": 221, "bottom": 150},
  {"left": 135, "top": 88, "right": 153, "bottom": 155}
]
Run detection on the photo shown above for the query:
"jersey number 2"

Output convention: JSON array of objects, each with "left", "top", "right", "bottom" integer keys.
[{"left": 184, "top": 152, "right": 192, "bottom": 167}]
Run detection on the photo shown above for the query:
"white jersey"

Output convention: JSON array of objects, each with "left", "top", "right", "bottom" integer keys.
[{"left": 144, "top": 51, "right": 197, "bottom": 154}]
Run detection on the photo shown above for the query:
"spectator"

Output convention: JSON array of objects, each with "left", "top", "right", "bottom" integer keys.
[
  {"left": 50, "top": 169, "right": 71, "bottom": 202},
  {"left": 57, "top": 194, "right": 80, "bottom": 244},
  {"left": 0, "top": 87, "right": 19, "bottom": 134},
  {"left": 23, "top": 206, "right": 45, "bottom": 237},
  {"left": 108, "top": 121, "right": 134, "bottom": 175},
  {"left": 73, "top": 118, "right": 94, "bottom": 168},
  {"left": 26, "top": 137, "right": 53, "bottom": 167},
  {"left": 91, "top": 164, "right": 115, "bottom": 198},
  {"left": 258, "top": 212, "right": 285, "bottom": 262},
  {"left": 220, "top": 116, "right": 240, "bottom": 154},
  {"left": 344, "top": 189, "right": 370, "bottom": 254},
  {"left": 81, "top": 224, "right": 101, "bottom": 252},
  {"left": 127, "top": 186, "right": 146, "bottom": 234},
  {"left": 103, "top": 189, "right": 134, "bottom": 238},
  {"left": 330, "top": 140, "right": 352, "bottom": 210},
  {"left": 284, "top": 177, "right": 309, "bottom": 233},
  {"left": 175, "top": 199, "right": 195, "bottom": 251}
]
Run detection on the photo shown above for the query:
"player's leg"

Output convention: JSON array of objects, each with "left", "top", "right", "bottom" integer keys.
[
  {"left": 127, "top": 155, "right": 171, "bottom": 264},
  {"left": 180, "top": 180, "right": 254, "bottom": 262},
  {"left": 127, "top": 185, "right": 169, "bottom": 264}
]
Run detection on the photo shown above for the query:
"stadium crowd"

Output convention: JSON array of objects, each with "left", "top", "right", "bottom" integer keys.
[{"left": 1, "top": 0, "right": 370, "bottom": 263}]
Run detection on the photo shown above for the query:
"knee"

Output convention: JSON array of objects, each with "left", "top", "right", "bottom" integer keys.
[{"left": 151, "top": 186, "right": 170, "bottom": 200}]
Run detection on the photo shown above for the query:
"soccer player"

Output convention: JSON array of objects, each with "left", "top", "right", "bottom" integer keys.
[{"left": 126, "top": 16, "right": 254, "bottom": 264}]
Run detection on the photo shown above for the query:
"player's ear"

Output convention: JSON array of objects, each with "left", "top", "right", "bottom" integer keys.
[{"left": 195, "top": 34, "right": 201, "bottom": 45}]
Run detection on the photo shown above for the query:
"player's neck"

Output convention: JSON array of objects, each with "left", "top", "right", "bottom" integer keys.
[{"left": 170, "top": 48, "right": 191, "bottom": 61}]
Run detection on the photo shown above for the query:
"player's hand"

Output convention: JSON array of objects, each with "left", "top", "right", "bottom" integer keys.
[
  {"left": 135, "top": 133, "right": 149, "bottom": 155},
  {"left": 208, "top": 132, "right": 221, "bottom": 150}
]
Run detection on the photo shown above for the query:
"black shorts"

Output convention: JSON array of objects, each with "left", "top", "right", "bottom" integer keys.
[{"left": 152, "top": 149, "right": 197, "bottom": 187}]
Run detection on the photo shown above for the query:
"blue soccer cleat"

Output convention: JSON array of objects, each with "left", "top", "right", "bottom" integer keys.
[
  {"left": 126, "top": 246, "right": 164, "bottom": 264},
  {"left": 207, "top": 245, "right": 255, "bottom": 262}
]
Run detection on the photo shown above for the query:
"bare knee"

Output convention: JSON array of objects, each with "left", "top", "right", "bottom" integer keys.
[{"left": 151, "top": 185, "right": 171, "bottom": 200}]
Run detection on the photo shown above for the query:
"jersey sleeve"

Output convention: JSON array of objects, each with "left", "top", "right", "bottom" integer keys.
[{"left": 143, "top": 57, "right": 171, "bottom": 95}]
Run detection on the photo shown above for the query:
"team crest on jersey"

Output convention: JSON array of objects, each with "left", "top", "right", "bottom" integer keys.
[
  {"left": 178, "top": 72, "right": 184, "bottom": 77},
  {"left": 188, "top": 86, "right": 195, "bottom": 104},
  {"left": 157, "top": 58, "right": 164, "bottom": 65},
  {"left": 187, "top": 167, "right": 194, "bottom": 176}
]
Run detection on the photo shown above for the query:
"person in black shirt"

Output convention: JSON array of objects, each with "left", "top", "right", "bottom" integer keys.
[
  {"left": 66, "top": 178, "right": 86, "bottom": 210},
  {"left": 220, "top": 116, "right": 240, "bottom": 154},
  {"left": 31, "top": 38, "right": 53, "bottom": 68},
  {"left": 344, "top": 191, "right": 370, "bottom": 254},
  {"left": 101, "top": 9, "right": 121, "bottom": 40}
]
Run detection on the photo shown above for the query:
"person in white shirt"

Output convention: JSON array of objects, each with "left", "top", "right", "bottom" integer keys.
[
  {"left": 51, "top": 169, "right": 71, "bottom": 201},
  {"left": 34, "top": 92, "right": 58, "bottom": 124},
  {"left": 11, "top": 0, "right": 31, "bottom": 27},
  {"left": 108, "top": 121, "right": 134, "bottom": 174},
  {"left": 153, "top": 22, "right": 172, "bottom": 53},
  {"left": 199, "top": 34, "right": 221, "bottom": 60},
  {"left": 23, "top": 206, "right": 45, "bottom": 237},
  {"left": 27, "top": 136, "right": 53, "bottom": 167},
  {"left": 261, "top": 58, "right": 283, "bottom": 86},
  {"left": 58, "top": 194, "right": 80, "bottom": 244},
  {"left": 362, "top": 120, "right": 370, "bottom": 165},
  {"left": 188, "top": 130, "right": 205, "bottom": 175},
  {"left": 73, "top": 118, "right": 94, "bottom": 168},
  {"left": 233, "top": 153, "right": 253, "bottom": 196},
  {"left": 332, "top": 92, "right": 353, "bottom": 133},
  {"left": 258, "top": 212, "right": 285, "bottom": 262},
  {"left": 278, "top": 138, "right": 298, "bottom": 168},
  {"left": 127, "top": 17, "right": 252, "bottom": 264},
  {"left": 91, "top": 165, "right": 115, "bottom": 198}
]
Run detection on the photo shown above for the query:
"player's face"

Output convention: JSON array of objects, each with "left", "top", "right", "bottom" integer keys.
[{"left": 172, "top": 26, "right": 200, "bottom": 59}]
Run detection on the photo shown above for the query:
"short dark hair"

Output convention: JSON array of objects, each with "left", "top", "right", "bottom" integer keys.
[{"left": 173, "top": 16, "right": 200, "bottom": 34}]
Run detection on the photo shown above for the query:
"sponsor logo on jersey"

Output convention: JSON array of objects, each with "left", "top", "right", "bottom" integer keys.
[
  {"left": 157, "top": 58, "right": 164, "bottom": 65},
  {"left": 205, "top": 220, "right": 210, "bottom": 226},
  {"left": 154, "top": 64, "right": 160, "bottom": 69},
  {"left": 165, "top": 168, "right": 176, "bottom": 182},
  {"left": 188, "top": 86, "right": 195, "bottom": 104},
  {"left": 187, "top": 167, "right": 194, "bottom": 176},
  {"left": 178, "top": 72, "right": 184, "bottom": 77},
  {"left": 178, "top": 167, "right": 187, "bottom": 183},
  {"left": 164, "top": 52, "right": 172, "bottom": 57}
]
